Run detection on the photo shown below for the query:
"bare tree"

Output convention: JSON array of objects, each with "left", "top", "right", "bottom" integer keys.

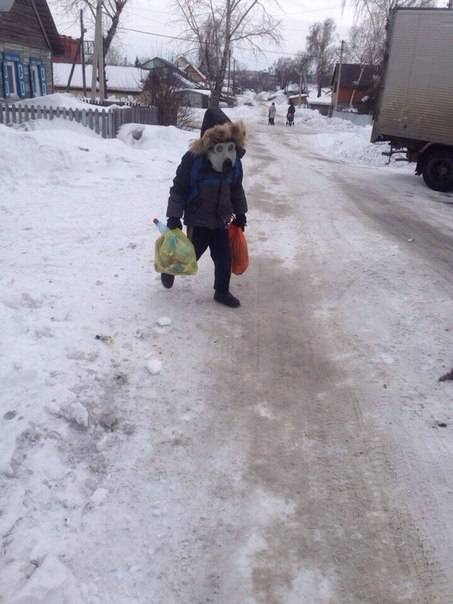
[
  {"left": 176, "top": 0, "right": 281, "bottom": 106},
  {"left": 141, "top": 67, "right": 192, "bottom": 127},
  {"left": 272, "top": 52, "right": 311, "bottom": 92},
  {"left": 306, "top": 18, "right": 337, "bottom": 97},
  {"left": 105, "top": 42, "right": 125, "bottom": 65},
  {"left": 345, "top": 0, "right": 434, "bottom": 66}
]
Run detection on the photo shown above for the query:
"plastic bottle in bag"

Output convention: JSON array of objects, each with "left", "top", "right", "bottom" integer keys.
[{"left": 153, "top": 218, "right": 169, "bottom": 235}]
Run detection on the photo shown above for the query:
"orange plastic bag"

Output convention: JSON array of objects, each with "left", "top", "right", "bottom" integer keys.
[{"left": 228, "top": 224, "right": 249, "bottom": 275}]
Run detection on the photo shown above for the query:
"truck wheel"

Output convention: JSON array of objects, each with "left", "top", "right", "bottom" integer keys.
[{"left": 422, "top": 149, "right": 453, "bottom": 192}]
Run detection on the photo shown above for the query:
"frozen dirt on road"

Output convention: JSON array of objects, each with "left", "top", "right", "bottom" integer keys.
[
  {"left": 2, "top": 108, "right": 453, "bottom": 604},
  {"left": 242, "top": 116, "right": 453, "bottom": 602}
]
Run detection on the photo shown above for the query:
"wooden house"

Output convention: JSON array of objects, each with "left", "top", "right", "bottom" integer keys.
[
  {"left": 175, "top": 55, "right": 208, "bottom": 87},
  {"left": 140, "top": 57, "right": 211, "bottom": 108},
  {"left": 331, "top": 63, "right": 377, "bottom": 112},
  {"left": 0, "top": 0, "right": 63, "bottom": 100}
]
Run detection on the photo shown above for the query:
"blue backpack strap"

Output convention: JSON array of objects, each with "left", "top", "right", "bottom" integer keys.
[{"left": 186, "top": 155, "right": 203, "bottom": 207}]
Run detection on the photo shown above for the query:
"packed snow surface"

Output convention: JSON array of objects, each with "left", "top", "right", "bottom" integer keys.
[{"left": 2, "top": 95, "right": 451, "bottom": 602}]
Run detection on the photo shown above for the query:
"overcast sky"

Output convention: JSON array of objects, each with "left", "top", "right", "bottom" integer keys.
[{"left": 51, "top": 0, "right": 356, "bottom": 70}]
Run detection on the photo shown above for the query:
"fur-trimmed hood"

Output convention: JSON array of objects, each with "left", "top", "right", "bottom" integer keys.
[{"left": 190, "top": 121, "right": 246, "bottom": 155}]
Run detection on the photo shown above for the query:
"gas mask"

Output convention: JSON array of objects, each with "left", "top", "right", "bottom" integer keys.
[{"left": 207, "top": 141, "right": 237, "bottom": 174}]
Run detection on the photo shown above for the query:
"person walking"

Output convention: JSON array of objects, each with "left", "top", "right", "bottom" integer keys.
[
  {"left": 160, "top": 107, "right": 248, "bottom": 308},
  {"left": 286, "top": 100, "right": 296, "bottom": 126},
  {"left": 268, "top": 102, "right": 276, "bottom": 125}
]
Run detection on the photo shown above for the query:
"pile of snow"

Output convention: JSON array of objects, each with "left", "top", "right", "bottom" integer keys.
[
  {"left": 307, "top": 86, "right": 332, "bottom": 106},
  {"left": 297, "top": 108, "right": 399, "bottom": 167},
  {"left": 235, "top": 90, "right": 256, "bottom": 106},
  {"left": 16, "top": 93, "right": 89, "bottom": 109},
  {"left": 0, "top": 119, "right": 198, "bottom": 602},
  {"left": 298, "top": 108, "right": 357, "bottom": 133},
  {"left": 314, "top": 129, "right": 391, "bottom": 166},
  {"left": 118, "top": 123, "right": 192, "bottom": 150},
  {"left": 263, "top": 89, "right": 288, "bottom": 105}
]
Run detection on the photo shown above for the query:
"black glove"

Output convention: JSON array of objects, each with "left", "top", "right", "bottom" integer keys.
[
  {"left": 167, "top": 217, "right": 182, "bottom": 230},
  {"left": 232, "top": 214, "right": 246, "bottom": 231}
]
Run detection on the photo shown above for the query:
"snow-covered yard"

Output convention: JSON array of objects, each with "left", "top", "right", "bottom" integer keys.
[
  {"left": 0, "top": 120, "right": 197, "bottom": 602},
  {"left": 2, "top": 95, "right": 453, "bottom": 603}
]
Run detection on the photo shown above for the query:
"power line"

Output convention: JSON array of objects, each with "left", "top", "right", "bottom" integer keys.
[{"left": 118, "top": 26, "right": 314, "bottom": 57}]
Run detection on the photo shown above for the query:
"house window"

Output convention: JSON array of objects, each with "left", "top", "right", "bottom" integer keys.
[
  {"left": 6, "top": 61, "right": 18, "bottom": 96},
  {"left": 29, "top": 59, "right": 46, "bottom": 97},
  {"left": 2, "top": 53, "right": 25, "bottom": 98},
  {"left": 30, "top": 63, "right": 40, "bottom": 97}
]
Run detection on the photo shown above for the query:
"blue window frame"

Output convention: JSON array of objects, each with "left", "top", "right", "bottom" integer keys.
[
  {"left": 1, "top": 53, "right": 25, "bottom": 98},
  {"left": 29, "top": 58, "right": 47, "bottom": 97}
]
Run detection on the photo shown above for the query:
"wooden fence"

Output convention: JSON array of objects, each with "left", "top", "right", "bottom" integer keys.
[{"left": 0, "top": 103, "right": 158, "bottom": 138}]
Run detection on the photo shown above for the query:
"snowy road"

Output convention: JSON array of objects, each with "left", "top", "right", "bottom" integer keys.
[
  {"left": 2, "top": 110, "right": 453, "bottom": 603},
  {"left": 239, "top": 120, "right": 453, "bottom": 603}
]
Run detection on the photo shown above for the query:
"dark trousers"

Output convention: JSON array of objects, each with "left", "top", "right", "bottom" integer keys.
[{"left": 189, "top": 226, "right": 231, "bottom": 294}]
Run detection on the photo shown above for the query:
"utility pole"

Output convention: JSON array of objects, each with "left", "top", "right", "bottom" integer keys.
[
  {"left": 227, "top": 49, "right": 231, "bottom": 101},
  {"left": 232, "top": 58, "right": 236, "bottom": 95},
  {"left": 298, "top": 59, "right": 304, "bottom": 107},
  {"left": 449, "top": 0, "right": 452, "bottom": 9},
  {"left": 91, "top": 0, "right": 105, "bottom": 103},
  {"left": 80, "top": 9, "right": 87, "bottom": 97},
  {"left": 334, "top": 39, "right": 345, "bottom": 113}
]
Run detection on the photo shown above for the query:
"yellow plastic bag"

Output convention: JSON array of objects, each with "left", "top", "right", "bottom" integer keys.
[{"left": 154, "top": 228, "right": 198, "bottom": 276}]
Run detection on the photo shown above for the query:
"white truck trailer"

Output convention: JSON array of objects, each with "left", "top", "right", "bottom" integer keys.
[{"left": 371, "top": 7, "right": 453, "bottom": 191}]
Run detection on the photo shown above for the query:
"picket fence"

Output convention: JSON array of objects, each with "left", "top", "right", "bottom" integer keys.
[{"left": 0, "top": 103, "right": 158, "bottom": 138}]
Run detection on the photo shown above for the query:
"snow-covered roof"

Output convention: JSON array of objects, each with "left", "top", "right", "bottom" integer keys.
[
  {"left": 307, "top": 86, "right": 332, "bottom": 106},
  {"left": 176, "top": 88, "right": 211, "bottom": 97},
  {"left": 53, "top": 63, "right": 147, "bottom": 92},
  {"left": 176, "top": 56, "right": 207, "bottom": 82}
]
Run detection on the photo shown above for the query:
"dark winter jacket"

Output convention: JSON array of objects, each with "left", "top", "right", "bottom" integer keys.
[
  {"left": 287, "top": 104, "right": 296, "bottom": 116},
  {"left": 166, "top": 116, "right": 248, "bottom": 230}
]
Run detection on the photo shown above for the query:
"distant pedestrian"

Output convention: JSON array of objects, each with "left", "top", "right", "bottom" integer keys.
[
  {"left": 286, "top": 100, "right": 295, "bottom": 126},
  {"left": 268, "top": 102, "right": 276, "bottom": 125}
]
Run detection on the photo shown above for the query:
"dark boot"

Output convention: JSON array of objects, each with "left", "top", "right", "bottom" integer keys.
[
  {"left": 161, "top": 273, "right": 175, "bottom": 289},
  {"left": 214, "top": 291, "right": 240, "bottom": 308}
]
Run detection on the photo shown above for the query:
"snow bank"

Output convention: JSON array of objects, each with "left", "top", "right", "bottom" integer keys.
[
  {"left": 118, "top": 123, "right": 193, "bottom": 150},
  {"left": 16, "top": 93, "right": 89, "bottom": 109},
  {"left": 313, "top": 129, "right": 391, "bottom": 167},
  {"left": 236, "top": 90, "right": 256, "bottom": 106},
  {"left": 0, "top": 119, "right": 194, "bottom": 602},
  {"left": 297, "top": 108, "right": 400, "bottom": 168}
]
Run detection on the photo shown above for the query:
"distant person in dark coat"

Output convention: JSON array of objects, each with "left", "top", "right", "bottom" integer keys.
[
  {"left": 287, "top": 101, "right": 296, "bottom": 126},
  {"left": 268, "top": 102, "right": 276, "bottom": 125}
]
